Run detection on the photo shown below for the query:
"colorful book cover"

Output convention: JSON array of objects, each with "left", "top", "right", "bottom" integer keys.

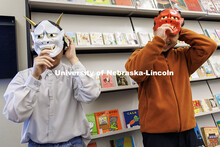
[
  {"left": 194, "top": 123, "right": 205, "bottom": 146},
  {"left": 116, "top": 74, "right": 129, "bottom": 86},
  {"left": 76, "top": 32, "right": 91, "bottom": 46},
  {"left": 100, "top": 74, "right": 114, "bottom": 88},
  {"left": 205, "top": 29, "right": 220, "bottom": 43},
  {"left": 123, "top": 109, "right": 140, "bottom": 128},
  {"left": 192, "top": 100, "right": 203, "bottom": 114},
  {"left": 217, "top": 121, "right": 220, "bottom": 130},
  {"left": 66, "top": 32, "right": 77, "bottom": 44},
  {"left": 86, "top": 0, "right": 111, "bottom": 5},
  {"left": 197, "top": 67, "right": 206, "bottom": 78},
  {"left": 137, "top": 32, "right": 150, "bottom": 46},
  {"left": 114, "top": 0, "right": 133, "bottom": 6},
  {"left": 90, "top": 32, "right": 104, "bottom": 45},
  {"left": 170, "top": 0, "right": 188, "bottom": 11},
  {"left": 202, "top": 61, "right": 215, "bottom": 77},
  {"left": 201, "top": 127, "right": 220, "bottom": 146},
  {"left": 200, "top": 0, "right": 218, "bottom": 13},
  {"left": 212, "top": 0, "right": 220, "bottom": 12},
  {"left": 136, "top": 0, "right": 155, "bottom": 8},
  {"left": 154, "top": 0, "right": 173, "bottom": 9},
  {"left": 87, "top": 142, "right": 97, "bottom": 147},
  {"left": 209, "top": 56, "right": 220, "bottom": 77},
  {"left": 115, "top": 32, "right": 127, "bottom": 45},
  {"left": 215, "top": 29, "right": 220, "bottom": 40},
  {"left": 110, "top": 136, "right": 135, "bottom": 147},
  {"left": 95, "top": 109, "right": 122, "bottom": 134},
  {"left": 208, "top": 98, "right": 219, "bottom": 110},
  {"left": 103, "top": 33, "right": 116, "bottom": 45},
  {"left": 86, "top": 113, "right": 98, "bottom": 135},
  {"left": 125, "top": 33, "right": 138, "bottom": 45},
  {"left": 199, "top": 99, "right": 212, "bottom": 112},
  {"left": 184, "top": 0, "right": 203, "bottom": 11},
  {"left": 215, "top": 94, "right": 220, "bottom": 106}
]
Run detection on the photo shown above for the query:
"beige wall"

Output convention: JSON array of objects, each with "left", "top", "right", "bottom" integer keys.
[{"left": 0, "top": 0, "right": 28, "bottom": 146}]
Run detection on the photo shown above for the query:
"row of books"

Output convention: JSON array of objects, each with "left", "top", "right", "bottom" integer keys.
[
  {"left": 97, "top": 73, "right": 138, "bottom": 89},
  {"left": 57, "top": 0, "right": 220, "bottom": 13},
  {"left": 193, "top": 94, "right": 220, "bottom": 114},
  {"left": 86, "top": 109, "right": 140, "bottom": 135},
  {"left": 205, "top": 28, "right": 220, "bottom": 43},
  {"left": 87, "top": 136, "right": 135, "bottom": 147}
]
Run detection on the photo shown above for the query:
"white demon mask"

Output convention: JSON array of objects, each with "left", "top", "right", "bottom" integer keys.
[{"left": 25, "top": 14, "right": 65, "bottom": 57}]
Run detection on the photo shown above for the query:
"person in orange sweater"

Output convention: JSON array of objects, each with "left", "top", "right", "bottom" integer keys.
[{"left": 125, "top": 9, "right": 217, "bottom": 147}]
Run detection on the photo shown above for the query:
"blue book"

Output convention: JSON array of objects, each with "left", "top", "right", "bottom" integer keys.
[
  {"left": 194, "top": 123, "right": 205, "bottom": 146},
  {"left": 110, "top": 136, "right": 135, "bottom": 147},
  {"left": 215, "top": 94, "right": 220, "bottom": 106},
  {"left": 123, "top": 109, "right": 140, "bottom": 128}
]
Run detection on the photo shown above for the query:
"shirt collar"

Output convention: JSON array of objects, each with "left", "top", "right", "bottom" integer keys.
[{"left": 41, "top": 62, "right": 63, "bottom": 79}]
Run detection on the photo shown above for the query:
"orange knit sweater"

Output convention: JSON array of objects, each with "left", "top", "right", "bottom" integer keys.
[{"left": 125, "top": 28, "right": 217, "bottom": 133}]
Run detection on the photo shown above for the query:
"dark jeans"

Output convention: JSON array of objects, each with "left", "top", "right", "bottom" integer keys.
[
  {"left": 28, "top": 136, "right": 83, "bottom": 147},
  {"left": 142, "top": 129, "right": 197, "bottom": 147}
]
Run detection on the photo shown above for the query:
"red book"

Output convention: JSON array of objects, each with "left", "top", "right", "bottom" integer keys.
[
  {"left": 100, "top": 74, "right": 114, "bottom": 88},
  {"left": 115, "top": 0, "right": 133, "bottom": 6},
  {"left": 87, "top": 142, "right": 97, "bottom": 147},
  {"left": 184, "top": 0, "right": 203, "bottom": 11}
]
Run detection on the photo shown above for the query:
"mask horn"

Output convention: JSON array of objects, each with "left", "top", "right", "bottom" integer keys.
[
  {"left": 24, "top": 16, "right": 37, "bottom": 27},
  {"left": 56, "top": 13, "right": 63, "bottom": 25}
]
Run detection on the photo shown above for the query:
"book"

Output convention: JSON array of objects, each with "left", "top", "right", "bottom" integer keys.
[
  {"left": 215, "top": 29, "right": 220, "bottom": 39},
  {"left": 115, "top": 32, "right": 127, "bottom": 45},
  {"left": 103, "top": 33, "right": 116, "bottom": 45},
  {"left": 199, "top": 99, "right": 212, "bottom": 112},
  {"left": 125, "top": 33, "right": 138, "bottom": 45},
  {"left": 215, "top": 94, "right": 220, "bottom": 106},
  {"left": 86, "top": 0, "right": 111, "bottom": 5},
  {"left": 154, "top": 0, "right": 173, "bottom": 9},
  {"left": 190, "top": 71, "right": 199, "bottom": 79},
  {"left": 193, "top": 100, "right": 203, "bottom": 114},
  {"left": 205, "top": 29, "right": 220, "bottom": 43},
  {"left": 201, "top": 127, "right": 220, "bottom": 146},
  {"left": 95, "top": 109, "right": 122, "bottom": 134},
  {"left": 87, "top": 142, "right": 97, "bottom": 147},
  {"left": 217, "top": 121, "right": 220, "bottom": 130},
  {"left": 66, "top": 32, "right": 77, "bottom": 44},
  {"left": 209, "top": 56, "right": 220, "bottom": 77},
  {"left": 194, "top": 123, "right": 205, "bottom": 146},
  {"left": 170, "top": 0, "right": 188, "bottom": 11},
  {"left": 86, "top": 113, "right": 98, "bottom": 135},
  {"left": 76, "top": 32, "right": 91, "bottom": 46},
  {"left": 200, "top": 0, "right": 218, "bottom": 13},
  {"left": 197, "top": 66, "right": 206, "bottom": 78},
  {"left": 184, "top": 0, "right": 203, "bottom": 11},
  {"left": 212, "top": 0, "right": 220, "bottom": 12},
  {"left": 202, "top": 61, "right": 215, "bottom": 77},
  {"left": 66, "top": 0, "right": 86, "bottom": 4},
  {"left": 136, "top": 0, "right": 155, "bottom": 8},
  {"left": 90, "top": 32, "right": 104, "bottom": 45},
  {"left": 96, "top": 75, "right": 102, "bottom": 88},
  {"left": 110, "top": 136, "right": 135, "bottom": 147},
  {"left": 129, "top": 77, "right": 138, "bottom": 86},
  {"left": 114, "top": 0, "right": 133, "bottom": 6},
  {"left": 100, "top": 74, "right": 114, "bottom": 88},
  {"left": 123, "top": 109, "right": 140, "bottom": 128},
  {"left": 137, "top": 32, "right": 150, "bottom": 46},
  {"left": 116, "top": 74, "right": 129, "bottom": 86},
  {"left": 208, "top": 98, "right": 219, "bottom": 110}
]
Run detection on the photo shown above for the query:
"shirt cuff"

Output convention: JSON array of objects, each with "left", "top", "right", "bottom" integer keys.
[
  {"left": 25, "top": 75, "right": 41, "bottom": 91},
  {"left": 72, "top": 61, "right": 86, "bottom": 72}
]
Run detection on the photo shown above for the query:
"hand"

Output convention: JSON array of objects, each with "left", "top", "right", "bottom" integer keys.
[
  {"left": 64, "top": 34, "right": 79, "bottom": 65},
  {"left": 32, "top": 50, "right": 55, "bottom": 80},
  {"left": 154, "top": 24, "right": 173, "bottom": 41}
]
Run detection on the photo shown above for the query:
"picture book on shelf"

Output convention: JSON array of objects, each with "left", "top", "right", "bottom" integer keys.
[
  {"left": 215, "top": 29, "right": 220, "bottom": 40},
  {"left": 136, "top": 0, "right": 155, "bottom": 8},
  {"left": 192, "top": 100, "right": 203, "bottom": 114},
  {"left": 212, "top": 0, "right": 220, "bottom": 12},
  {"left": 170, "top": 0, "right": 188, "bottom": 11},
  {"left": 90, "top": 32, "right": 104, "bottom": 45},
  {"left": 100, "top": 74, "right": 114, "bottom": 88},
  {"left": 217, "top": 121, "right": 220, "bottom": 130},
  {"left": 130, "top": 77, "right": 138, "bottom": 86},
  {"left": 194, "top": 123, "right": 205, "bottom": 146},
  {"left": 103, "top": 33, "right": 116, "bottom": 45},
  {"left": 123, "top": 109, "right": 140, "bottom": 128},
  {"left": 184, "top": 0, "right": 203, "bottom": 11},
  {"left": 190, "top": 71, "right": 199, "bottom": 79},
  {"left": 87, "top": 142, "right": 97, "bottom": 147},
  {"left": 86, "top": 0, "right": 111, "bottom": 5},
  {"left": 114, "top": 0, "right": 133, "bottom": 6},
  {"left": 201, "top": 127, "right": 220, "bottom": 146},
  {"left": 202, "top": 61, "right": 215, "bottom": 77},
  {"left": 110, "top": 136, "right": 135, "bottom": 147},
  {"left": 200, "top": 0, "right": 218, "bottom": 13},
  {"left": 137, "top": 32, "right": 150, "bottom": 46},
  {"left": 199, "top": 99, "right": 212, "bottom": 112},
  {"left": 116, "top": 74, "right": 129, "bottom": 86},
  {"left": 86, "top": 113, "right": 98, "bottom": 135},
  {"left": 125, "top": 33, "right": 138, "bottom": 45},
  {"left": 208, "top": 98, "right": 219, "bottom": 110},
  {"left": 65, "top": 32, "right": 77, "bottom": 44},
  {"left": 115, "top": 32, "right": 127, "bottom": 45},
  {"left": 76, "top": 32, "right": 91, "bottom": 46},
  {"left": 95, "top": 109, "right": 122, "bottom": 134},
  {"left": 197, "top": 66, "right": 206, "bottom": 78},
  {"left": 205, "top": 29, "right": 220, "bottom": 43},
  {"left": 154, "top": 0, "right": 173, "bottom": 9},
  {"left": 209, "top": 54, "right": 220, "bottom": 77},
  {"left": 215, "top": 94, "right": 220, "bottom": 106}
]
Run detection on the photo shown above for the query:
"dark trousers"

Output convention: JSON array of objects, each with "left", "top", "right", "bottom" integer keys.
[{"left": 142, "top": 129, "right": 197, "bottom": 147}]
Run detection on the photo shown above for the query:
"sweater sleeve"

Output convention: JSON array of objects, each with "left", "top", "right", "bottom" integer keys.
[
  {"left": 179, "top": 28, "right": 217, "bottom": 75},
  {"left": 125, "top": 36, "right": 165, "bottom": 83}
]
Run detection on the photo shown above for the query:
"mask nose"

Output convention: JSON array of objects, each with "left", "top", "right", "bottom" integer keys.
[{"left": 41, "top": 35, "right": 51, "bottom": 45}]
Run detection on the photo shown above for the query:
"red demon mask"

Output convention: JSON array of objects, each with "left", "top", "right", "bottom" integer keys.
[{"left": 153, "top": 9, "right": 184, "bottom": 35}]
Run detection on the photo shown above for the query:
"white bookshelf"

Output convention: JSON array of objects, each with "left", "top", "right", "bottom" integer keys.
[
  {"left": 190, "top": 76, "right": 217, "bottom": 82},
  {"left": 101, "top": 85, "right": 138, "bottom": 92},
  {"left": 76, "top": 45, "right": 140, "bottom": 50},
  {"left": 195, "top": 109, "right": 220, "bottom": 117}
]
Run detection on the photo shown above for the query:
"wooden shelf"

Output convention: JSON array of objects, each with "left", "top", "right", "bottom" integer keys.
[
  {"left": 91, "top": 126, "right": 140, "bottom": 139},
  {"left": 101, "top": 85, "right": 138, "bottom": 92}
]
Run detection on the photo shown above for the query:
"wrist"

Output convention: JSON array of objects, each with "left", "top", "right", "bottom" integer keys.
[
  {"left": 32, "top": 73, "right": 41, "bottom": 80},
  {"left": 69, "top": 57, "right": 79, "bottom": 65}
]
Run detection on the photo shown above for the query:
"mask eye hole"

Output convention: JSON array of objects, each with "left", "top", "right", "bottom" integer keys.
[
  {"left": 161, "top": 16, "right": 167, "bottom": 20},
  {"left": 47, "top": 33, "right": 57, "bottom": 38},
  {"left": 37, "top": 34, "right": 44, "bottom": 39},
  {"left": 171, "top": 16, "right": 178, "bottom": 20}
]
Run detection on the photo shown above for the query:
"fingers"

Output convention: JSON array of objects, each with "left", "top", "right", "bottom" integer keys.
[
  {"left": 34, "top": 56, "right": 55, "bottom": 68},
  {"left": 39, "top": 50, "right": 51, "bottom": 56},
  {"left": 65, "top": 34, "right": 74, "bottom": 44}
]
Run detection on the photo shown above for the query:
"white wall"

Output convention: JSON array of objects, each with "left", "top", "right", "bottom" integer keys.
[{"left": 0, "top": 0, "right": 28, "bottom": 146}]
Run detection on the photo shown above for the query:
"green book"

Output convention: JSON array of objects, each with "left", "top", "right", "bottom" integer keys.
[
  {"left": 86, "top": 0, "right": 111, "bottom": 5},
  {"left": 86, "top": 113, "right": 98, "bottom": 135}
]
